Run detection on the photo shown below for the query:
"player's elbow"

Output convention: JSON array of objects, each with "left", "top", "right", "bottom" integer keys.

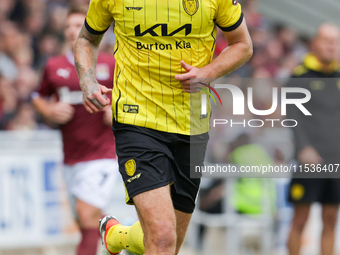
[
  {"left": 232, "top": 37, "right": 253, "bottom": 64},
  {"left": 31, "top": 96, "right": 42, "bottom": 112},
  {"left": 247, "top": 43, "right": 253, "bottom": 60},
  {"left": 243, "top": 39, "right": 253, "bottom": 62}
]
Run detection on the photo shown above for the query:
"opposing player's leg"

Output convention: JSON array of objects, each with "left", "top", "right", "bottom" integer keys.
[
  {"left": 287, "top": 204, "right": 311, "bottom": 255},
  {"left": 77, "top": 199, "right": 103, "bottom": 228},
  {"left": 76, "top": 199, "right": 102, "bottom": 255},
  {"left": 63, "top": 159, "right": 119, "bottom": 255},
  {"left": 321, "top": 204, "right": 338, "bottom": 255}
]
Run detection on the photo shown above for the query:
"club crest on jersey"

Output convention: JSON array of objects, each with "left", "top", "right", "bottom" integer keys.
[
  {"left": 183, "top": 0, "right": 199, "bottom": 16},
  {"left": 233, "top": 0, "right": 238, "bottom": 5},
  {"left": 125, "top": 159, "right": 136, "bottom": 176}
]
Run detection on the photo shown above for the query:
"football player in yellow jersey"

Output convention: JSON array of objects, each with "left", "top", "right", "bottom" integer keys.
[{"left": 74, "top": 0, "right": 252, "bottom": 254}]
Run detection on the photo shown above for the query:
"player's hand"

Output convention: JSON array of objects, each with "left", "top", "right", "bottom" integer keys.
[
  {"left": 83, "top": 85, "right": 112, "bottom": 114},
  {"left": 103, "top": 105, "right": 113, "bottom": 126},
  {"left": 175, "top": 61, "right": 205, "bottom": 93},
  {"left": 298, "top": 146, "right": 323, "bottom": 165},
  {"left": 48, "top": 101, "right": 75, "bottom": 124}
]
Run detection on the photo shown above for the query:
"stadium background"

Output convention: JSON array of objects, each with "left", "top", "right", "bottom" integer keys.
[{"left": 0, "top": 0, "right": 340, "bottom": 254}]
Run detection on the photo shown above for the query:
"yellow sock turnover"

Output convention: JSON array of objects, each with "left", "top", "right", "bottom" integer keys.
[{"left": 106, "top": 221, "right": 145, "bottom": 255}]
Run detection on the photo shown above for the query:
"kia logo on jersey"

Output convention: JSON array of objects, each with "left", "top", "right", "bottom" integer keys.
[{"left": 233, "top": 0, "right": 238, "bottom": 5}]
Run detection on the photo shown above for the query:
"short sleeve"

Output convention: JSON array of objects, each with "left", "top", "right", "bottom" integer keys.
[
  {"left": 215, "top": 0, "right": 243, "bottom": 32},
  {"left": 37, "top": 61, "right": 54, "bottom": 97},
  {"left": 85, "top": 0, "right": 114, "bottom": 35}
]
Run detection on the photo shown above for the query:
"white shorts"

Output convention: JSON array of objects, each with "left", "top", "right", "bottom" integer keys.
[{"left": 63, "top": 158, "right": 119, "bottom": 218}]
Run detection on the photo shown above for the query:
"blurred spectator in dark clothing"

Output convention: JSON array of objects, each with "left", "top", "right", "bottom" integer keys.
[
  {"left": 287, "top": 23, "right": 340, "bottom": 255},
  {"left": 6, "top": 102, "right": 38, "bottom": 130}
]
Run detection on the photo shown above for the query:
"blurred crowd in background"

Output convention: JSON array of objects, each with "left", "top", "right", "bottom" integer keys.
[
  {"left": 0, "top": 0, "right": 312, "bottom": 131},
  {"left": 0, "top": 0, "right": 113, "bottom": 130}
]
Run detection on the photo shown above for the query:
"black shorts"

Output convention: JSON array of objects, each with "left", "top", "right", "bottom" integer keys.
[
  {"left": 289, "top": 178, "right": 340, "bottom": 204},
  {"left": 112, "top": 120, "right": 209, "bottom": 213}
]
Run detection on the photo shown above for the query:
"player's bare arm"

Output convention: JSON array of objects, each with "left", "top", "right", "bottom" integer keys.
[
  {"left": 74, "top": 25, "right": 111, "bottom": 113},
  {"left": 175, "top": 20, "right": 253, "bottom": 92}
]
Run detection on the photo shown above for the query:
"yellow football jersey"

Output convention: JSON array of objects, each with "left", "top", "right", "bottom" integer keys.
[{"left": 86, "top": 0, "right": 243, "bottom": 135}]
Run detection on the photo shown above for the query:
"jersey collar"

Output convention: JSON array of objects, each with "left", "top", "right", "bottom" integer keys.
[{"left": 303, "top": 53, "right": 339, "bottom": 74}]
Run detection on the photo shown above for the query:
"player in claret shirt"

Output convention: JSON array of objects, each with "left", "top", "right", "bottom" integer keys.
[{"left": 32, "top": 5, "right": 118, "bottom": 255}]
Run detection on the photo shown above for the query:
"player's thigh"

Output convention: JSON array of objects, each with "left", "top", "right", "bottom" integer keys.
[
  {"left": 113, "top": 121, "right": 175, "bottom": 206},
  {"left": 133, "top": 185, "right": 176, "bottom": 238},
  {"left": 289, "top": 178, "right": 325, "bottom": 203},
  {"left": 322, "top": 178, "right": 340, "bottom": 204},
  {"left": 171, "top": 132, "right": 209, "bottom": 213},
  {"left": 292, "top": 203, "right": 311, "bottom": 227},
  {"left": 63, "top": 159, "right": 119, "bottom": 218},
  {"left": 322, "top": 204, "right": 339, "bottom": 227}
]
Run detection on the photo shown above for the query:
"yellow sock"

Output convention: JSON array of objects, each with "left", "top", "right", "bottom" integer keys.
[{"left": 106, "top": 221, "right": 145, "bottom": 255}]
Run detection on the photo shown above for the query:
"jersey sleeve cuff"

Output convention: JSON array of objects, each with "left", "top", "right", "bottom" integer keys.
[
  {"left": 217, "top": 12, "right": 244, "bottom": 32},
  {"left": 84, "top": 19, "right": 110, "bottom": 35}
]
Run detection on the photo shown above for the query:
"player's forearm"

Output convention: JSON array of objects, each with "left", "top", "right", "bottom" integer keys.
[
  {"left": 74, "top": 25, "right": 103, "bottom": 95},
  {"left": 203, "top": 40, "right": 253, "bottom": 78},
  {"left": 32, "top": 97, "right": 52, "bottom": 118}
]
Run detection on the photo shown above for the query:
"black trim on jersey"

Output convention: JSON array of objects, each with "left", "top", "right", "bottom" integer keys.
[
  {"left": 115, "top": 70, "right": 122, "bottom": 120},
  {"left": 211, "top": 29, "right": 216, "bottom": 52},
  {"left": 84, "top": 19, "right": 110, "bottom": 35},
  {"left": 114, "top": 40, "right": 119, "bottom": 55},
  {"left": 217, "top": 12, "right": 244, "bottom": 32},
  {"left": 116, "top": 90, "right": 121, "bottom": 120}
]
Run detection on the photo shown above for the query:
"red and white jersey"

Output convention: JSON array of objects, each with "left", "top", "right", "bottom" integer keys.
[{"left": 37, "top": 52, "right": 116, "bottom": 165}]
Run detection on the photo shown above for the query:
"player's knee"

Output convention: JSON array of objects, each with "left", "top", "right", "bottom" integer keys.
[
  {"left": 151, "top": 220, "right": 176, "bottom": 250},
  {"left": 77, "top": 205, "right": 101, "bottom": 228},
  {"left": 292, "top": 214, "right": 308, "bottom": 232},
  {"left": 322, "top": 211, "right": 338, "bottom": 229}
]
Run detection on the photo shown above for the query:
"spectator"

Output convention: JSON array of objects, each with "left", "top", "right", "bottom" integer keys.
[
  {"left": 287, "top": 23, "right": 340, "bottom": 255},
  {"left": 0, "top": 75, "right": 17, "bottom": 129}
]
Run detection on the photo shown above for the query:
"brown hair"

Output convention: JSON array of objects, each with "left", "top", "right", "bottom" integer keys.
[{"left": 67, "top": 4, "right": 88, "bottom": 17}]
